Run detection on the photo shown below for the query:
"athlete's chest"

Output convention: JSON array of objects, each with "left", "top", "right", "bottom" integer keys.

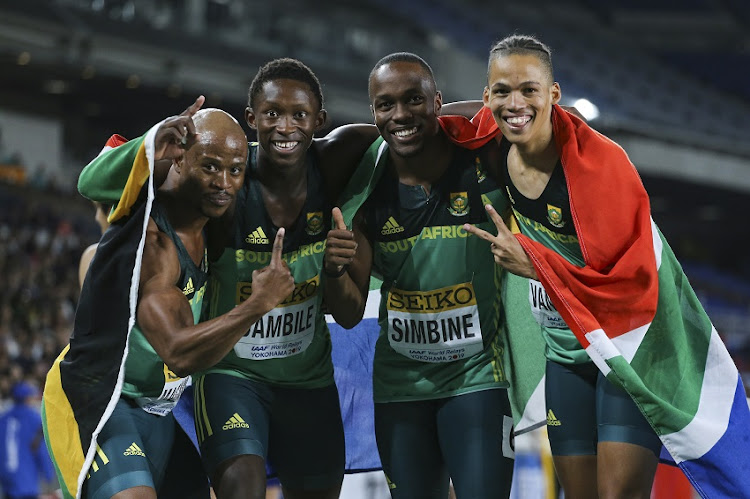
[{"left": 366, "top": 153, "right": 498, "bottom": 242}]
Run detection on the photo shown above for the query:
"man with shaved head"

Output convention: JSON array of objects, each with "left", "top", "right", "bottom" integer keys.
[{"left": 42, "top": 98, "right": 295, "bottom": 499}]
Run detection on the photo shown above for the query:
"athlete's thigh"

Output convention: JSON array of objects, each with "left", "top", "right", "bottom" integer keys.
[
  {"left": 437, "top": 389, "right": 514, "bottom": 499},
  {"left": 84, "top": 399, "right": 174, "bottom": 499},
  {"left": 268, "top": 383, "right": 344, "bottom": 492},
  {"left": 193, "top": 373, "right": 272, "bottom": 478},
  {"left": 545, "top": 360, "right": 598, "bottom": 456},
  {"left": 374, "top": 400, "right": 448, "bottom": 499},
  {"left": 596, "top": 371, "right": 662, "bottom": 455}
]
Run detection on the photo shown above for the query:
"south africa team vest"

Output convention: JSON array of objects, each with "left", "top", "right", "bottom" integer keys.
[
  {"left": 500, "top": 139, "right": 588, "bottom": 365},
  {"left": 204, "top": 144, "right": 334, "bottom": 388},
  {"left": 364, "top": 144, "right": 511, "bottom": 402},
  {"left": 121, "top": 199, "right": 207, "bottom": 415}
]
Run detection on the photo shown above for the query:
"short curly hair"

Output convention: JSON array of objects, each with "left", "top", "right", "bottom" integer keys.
[{"left": 247, "top": 58, "right": 324, "bottom": 110}]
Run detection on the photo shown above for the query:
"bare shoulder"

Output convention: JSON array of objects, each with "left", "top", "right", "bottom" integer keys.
[
  {"left": 78, "top": 243, "right": 99, "bottom": 287},
  {"left": 141, "top": 219, "right": 180, "bottom": 283}
]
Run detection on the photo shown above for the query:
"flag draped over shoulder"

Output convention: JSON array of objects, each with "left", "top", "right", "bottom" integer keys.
[
  {"left": 475, "top": 105, "right": 750, "bottom": 498},
  {"left": 41, "top": 127, "right": 159, "bottom": 499}
]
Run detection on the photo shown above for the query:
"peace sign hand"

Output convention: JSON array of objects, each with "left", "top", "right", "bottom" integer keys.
[
  {"left": 154, "top": 95, "right": 205, "bottom": 162},
  {"left": 463, "top": 204, "right": 538, "bottom": 280}
]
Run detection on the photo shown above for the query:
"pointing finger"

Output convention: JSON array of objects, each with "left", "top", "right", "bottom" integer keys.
[
  {"left": 270, "top": 228, "right": 285, "bottom": 266},
  {"left": 181, "top": 95, "right": 205, "bottom": 118}
]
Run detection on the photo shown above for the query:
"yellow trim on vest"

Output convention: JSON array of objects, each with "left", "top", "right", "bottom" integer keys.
[
  {"left": 109, "top": 141, "right": 150, "bottom": 223},
  {"left": 43, "top": 345, "right": 85, "bottom": 499}
]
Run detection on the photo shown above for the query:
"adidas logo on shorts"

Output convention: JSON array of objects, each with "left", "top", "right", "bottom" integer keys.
[
  {"left": 381, "top": 216, "right": 405, "bottom": 235},
  {"left": 223, "top": 412, "right": 250, "bottom": 430},
  {"left": 546, "top": 409, "right": 561, "bottom": 426},
  {"left": 123, "top": 443, "right": 146, "bottom": 457}
]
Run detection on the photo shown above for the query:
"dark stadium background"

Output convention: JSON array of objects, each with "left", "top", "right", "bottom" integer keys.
[{"left": 0, "top": 1, "right": 748, "bottom": 496}]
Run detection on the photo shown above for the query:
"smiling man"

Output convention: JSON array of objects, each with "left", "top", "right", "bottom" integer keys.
[
  {"left": 43, "top": 100, "right": 295, "bottom": 499},
  {"left": 322, "top": 53, "right": 515, "bottom": 499},
  {"left": 463, "top": 33, "right": 750, "bottom": 498}
]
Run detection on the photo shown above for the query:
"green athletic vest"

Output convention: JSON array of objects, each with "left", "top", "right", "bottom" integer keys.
[
  {"left": 120, "top": 200, "right": 208, "bottom": 415},
  {"left": 364, "top": 145, "right": 510, "bottom": 402},
  {"left": 500, "top": 139, "right": 588, "bottom": 365},
  {"left": 203, "top": 144, "right": 334, "bottom": 388}
]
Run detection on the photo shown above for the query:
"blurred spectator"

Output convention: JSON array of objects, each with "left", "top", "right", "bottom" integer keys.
[
  {"left": 0, "top": 182, "right": 101, "bottom": 407},
  {"left": 0, "top": 381, "right": 57, "bottom": 498}
]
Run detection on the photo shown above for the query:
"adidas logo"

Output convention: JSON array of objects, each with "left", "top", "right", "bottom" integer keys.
[
  {"left": 182, "top": 277, "right": 194, "bottom": 296},
  {"left": 546, "top": 409, "right": 561, "bottom": 427},
  {"left": 384, "top": 472, "right": 397, "bottom": 490},
  {"left": 223, "top": 412, "right": 250, "bottom": 430},
  {"left": 245, "top": 227, "right": 269, "bottom": 245},
  {"left": 381, "top": 216, "right": 405, "bottom": 235},
  {"left": 123, "top": 443, "right": 146, "bottom": 457}
]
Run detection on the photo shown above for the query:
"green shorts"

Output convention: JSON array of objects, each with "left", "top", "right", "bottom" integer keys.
[
  {"left": 374, "top": 388, "right": 514, "bottom": 499},
  {"left": 545, "top": 360, "right": 662, "bottom": 456},
  {"left": 193, "top": 373, "right": 344, "bottom": 490},
  {"left": 84, "top": 398, "right": 208, "bottom": 499}
]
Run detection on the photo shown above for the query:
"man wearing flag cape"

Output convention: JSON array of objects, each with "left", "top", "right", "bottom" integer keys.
[
  {"left": 42, "top": 99, "right": 294, "bottom": 499},
  {"left": 464, "top": 34, "right": 750, "bottom": 498}
]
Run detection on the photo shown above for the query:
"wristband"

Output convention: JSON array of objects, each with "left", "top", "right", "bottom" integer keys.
[{"left": 323, "top": 264, "right": 348, "bottom": 278}]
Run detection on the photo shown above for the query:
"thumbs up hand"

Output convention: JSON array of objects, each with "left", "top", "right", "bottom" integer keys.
[{"left": 323, "top": 207, "right": 357, "bottom": 278}]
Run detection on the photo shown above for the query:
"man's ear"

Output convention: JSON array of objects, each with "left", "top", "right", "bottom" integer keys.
[
  {"left": 551, "top": 82, "right": 561, "bottom": 105},
  {"left": 434, "top": 90, "right": 443, "bottom": 114},
  {"left": 483, "top": 86, "right": 490, "bottom": 107},
  {"left": 315, "top": 109, "right": 328, "bottom": 132},
  {"left": 370, "top": 104, "right": 375, "bottom": 123},
  {"left": 245, "top": 107, "right": 257, "bottom": 130}
]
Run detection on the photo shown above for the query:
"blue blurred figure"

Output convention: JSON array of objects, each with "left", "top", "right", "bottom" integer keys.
[{"left": 0, "top": 382, "right": 56, "bottom": 499}]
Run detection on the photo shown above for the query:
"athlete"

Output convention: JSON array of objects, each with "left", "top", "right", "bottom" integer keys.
[
  {"left": 186, "top": 58, "right": 379, "bottom": 499},
  {"left": 323, "top": 52, "right": 514, "bottom": 499},
  {"left": 465, "top": 34, "right": 661, "bottom": 498},
  {"left": 43, "top": 100, "right": 295, "bottom": 499},
  {"left": 75, "top": 59, "right": 484, "bottom": 499}
]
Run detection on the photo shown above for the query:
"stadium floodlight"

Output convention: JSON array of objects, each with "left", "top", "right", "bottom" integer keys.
[{"left": 573, "top": 98, "right": 599, "bottom": 121}]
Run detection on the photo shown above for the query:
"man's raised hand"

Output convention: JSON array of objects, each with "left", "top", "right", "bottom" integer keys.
[
  {"left": 463, "top": 204, "right": 538, "bottom": 280},
  {"left": 323, "top": 207, "right": 357, "bottom": 277},
  {"left": 154, "top": 95, "right": 205, "bottom": 162}
]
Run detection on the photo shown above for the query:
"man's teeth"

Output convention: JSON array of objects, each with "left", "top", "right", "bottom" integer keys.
[
  {"left": 274, "top": 141, "right": 298, "bottom": 149},
  {"left": 506, "top": 116, "right": 531, "bottom": 125},
  {"left": 394, "top": 128, "right": 417, "bottom": 137}
]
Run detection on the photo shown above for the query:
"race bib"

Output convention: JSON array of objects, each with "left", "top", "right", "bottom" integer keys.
[
  {"left": 233, "top": 276, "right": 319, "bottom": 360},
  {"left": 386, "top": 282, "right": 484, "bottom": 363},
  {"left": 528, "top": 279, "right": 567, "bottom": 328},
  {"left": 136, "top": 365, "right": 189, "bottom": 416}
]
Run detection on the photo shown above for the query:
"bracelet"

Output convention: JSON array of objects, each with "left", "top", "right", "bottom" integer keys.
[{"left": 323, "top": 264, "right": 348, "bottom": 278}]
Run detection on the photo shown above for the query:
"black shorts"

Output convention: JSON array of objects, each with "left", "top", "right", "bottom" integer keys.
[
  {"left": 84, "top": 398, "right": 208, "bottom": 499},
  {"left": 193, "top": 373, "right": 344, "bottom": 490},
  {"left": 374, "top": 389, "right": 514, "bottom": 499},
  {"left": 545, "top": 360, "right": 662, "bottom": 456}
]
